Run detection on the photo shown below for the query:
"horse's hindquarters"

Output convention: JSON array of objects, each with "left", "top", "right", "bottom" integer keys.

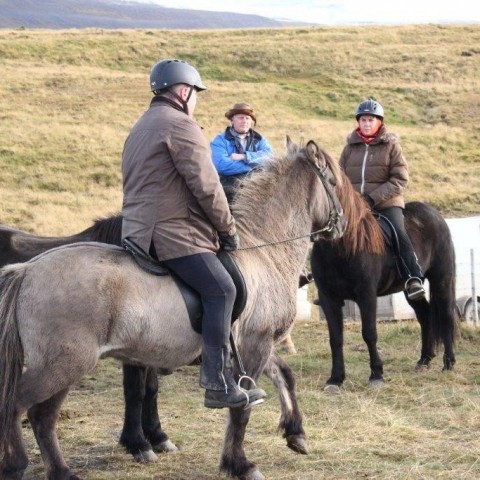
[{"left": 17, "top": 244, "right": 202, "bottom": 370}]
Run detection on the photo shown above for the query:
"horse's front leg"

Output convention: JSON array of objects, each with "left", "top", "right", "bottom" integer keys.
[
  {"left": 220, "top": 339, "right": 271, "bottom": 480},
  {"left": 318, "top": 294, "right": 346, "bottom": 392},
  {"left": 408, "top": 297, "right": 435, "bottom": 369},
  {"left": 142, "top": 367, "right": 178, "bottom": 453},
  {"left": 120, "top": 364, "right": 158, "bottom": 462},
  {"left": 263, "top": 351, "right": 307, "bottom": 454},
  {"left": 221, "top": 406, "right": 259, "bottom": 480},
  {"left": 357, "top": 294, "right": 384, "bottom": 387}
]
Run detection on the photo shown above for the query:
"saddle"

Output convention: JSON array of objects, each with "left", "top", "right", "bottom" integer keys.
[
  {"left": 122, "top": 238, "right": 247, "bottom": 334},
  {"left": 373, "top": 212, "right": 403, "bottom": 276}
]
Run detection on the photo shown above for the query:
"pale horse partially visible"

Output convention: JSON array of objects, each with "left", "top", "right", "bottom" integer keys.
[{"left": 0, "top": 139, "right": 345, "bottom": 480}]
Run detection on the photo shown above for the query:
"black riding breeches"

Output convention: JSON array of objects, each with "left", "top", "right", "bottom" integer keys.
[
  {"left": 163, "top": 252, "right": 236, "bottom": 348},
  {"left": 378, "top": 206, "right": 423, "bottom": 280}
]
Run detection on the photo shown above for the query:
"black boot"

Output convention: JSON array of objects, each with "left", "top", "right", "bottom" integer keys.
[{"left": 200, "top": 345, "right": 266, "bottom": 409}]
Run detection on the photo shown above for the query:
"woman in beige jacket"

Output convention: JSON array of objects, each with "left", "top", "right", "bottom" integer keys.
[{"left": 339, "top": 99, "right": 425, "bottom": 301}]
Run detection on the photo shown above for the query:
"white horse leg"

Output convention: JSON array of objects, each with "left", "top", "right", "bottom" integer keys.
[{"left": 263, "top": 352, "right": 307, "bottom": 454}]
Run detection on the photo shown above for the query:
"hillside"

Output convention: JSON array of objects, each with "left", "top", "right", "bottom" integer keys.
[
  {"left": 0, "top": 0, "right": 285, "bottom": 29},
  {"left": 0, "top": 25, "right": 479, "bottom": 235}
]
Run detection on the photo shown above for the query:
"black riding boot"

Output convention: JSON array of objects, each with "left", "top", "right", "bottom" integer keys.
[
  {"left": 380, "top": 207, "right": 426, "bottom": 301},
  {"left": 200, "top": 345, "right": 266, "bottom": 409},
  {"left": 402, "top": 252, "right": 425, "bottom": 300}
]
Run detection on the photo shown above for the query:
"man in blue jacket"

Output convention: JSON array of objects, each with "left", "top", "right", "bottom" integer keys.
[{"left": 211, "top": 102, "right": 273, "bottom": 202}]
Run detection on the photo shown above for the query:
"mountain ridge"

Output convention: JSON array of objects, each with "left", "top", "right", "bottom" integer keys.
[{"left": 0, "top": 0, "right": 309, "bottom": 29}]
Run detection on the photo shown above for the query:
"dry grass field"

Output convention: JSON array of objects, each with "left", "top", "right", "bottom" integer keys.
[
  {"left": 0, "top": 24, "right": 479, "bottom": 479},
  {"left": 1, "top": 24, "right": 479, "bottom": 236},
  {"left": 18, "top": 318, "right": 480, "bottom": 479}
]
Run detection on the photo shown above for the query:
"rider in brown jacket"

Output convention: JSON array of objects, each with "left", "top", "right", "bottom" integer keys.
[
  {"left": 121, "top": 59, "right": 266, "bottom": 409},
  {"left": 339, "top": 99, "right": 425, "bottom": 301}
]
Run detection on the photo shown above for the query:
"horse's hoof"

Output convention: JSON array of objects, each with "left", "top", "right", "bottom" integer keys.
[
  {"left": 241, "top": 468, "right": 265, "bottom": 480},
  {"left": 414, "top": 361, "right": 430, "bottom": 371},
  {"left": 368, "top": 379, "right": 384, "bottom": 389},
  {"left": 286, "top": 435, "right": 308, "bottom": 455},
  {"left": 324, "top": 384, "right": 341, "bottom": 394},
  {"left": 278, "top": 344, "right": 297, "bottom": 354},
  {"left": 133, "top": 449, "right": 158, "bottom": 463},
  {"left": 152, "top": 439, "right": 179, "bottom": 453}
]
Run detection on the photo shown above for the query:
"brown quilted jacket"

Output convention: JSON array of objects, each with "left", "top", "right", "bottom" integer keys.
[
  {"left": 339, "top": 125, "right": 409, "bottom": 210},
  {"left": 121, "top": 100, "right": 235, "bottom": 261}
]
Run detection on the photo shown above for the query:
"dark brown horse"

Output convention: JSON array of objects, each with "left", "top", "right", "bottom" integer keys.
[{"left": 310, "top": 171, "right": 457, "bottom": 392}]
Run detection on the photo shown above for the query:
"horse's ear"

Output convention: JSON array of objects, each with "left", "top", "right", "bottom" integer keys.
[
  {"left": 305, "top": 140, "right": 326, "bottom": 169},
  {"left": 285, "top": 135, "right": 296, "bottom": 153}
]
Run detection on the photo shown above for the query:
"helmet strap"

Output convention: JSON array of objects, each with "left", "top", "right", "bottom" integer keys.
[{"left": 167, "top": 85, "right": 194, "bottom": 116}]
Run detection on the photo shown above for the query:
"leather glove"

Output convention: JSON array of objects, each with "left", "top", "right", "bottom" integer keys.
[
  {"left": 362, "top": 194, "right": 375, "bottom": 209},
  {"left": 218, "top": 232, "right": 240, "bottom": 252}
]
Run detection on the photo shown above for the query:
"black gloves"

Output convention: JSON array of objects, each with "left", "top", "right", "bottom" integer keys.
[
  {"left": 218, "top": 232, "right": 240, "bottom": 252},
  {"left": 298, "top": 269, "right": 314, "bottom": 288},
  {"left": 362, "top": 194, "right": 375, "bottom": 209}
]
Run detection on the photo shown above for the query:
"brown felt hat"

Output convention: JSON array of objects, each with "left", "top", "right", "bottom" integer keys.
[{"left": 225, "top": 102, "right": 257, "bottom": 123}]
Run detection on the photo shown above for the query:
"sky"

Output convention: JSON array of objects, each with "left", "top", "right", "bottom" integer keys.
[{"left": 133, "top": 0, "right": 480, "bottom": 25}]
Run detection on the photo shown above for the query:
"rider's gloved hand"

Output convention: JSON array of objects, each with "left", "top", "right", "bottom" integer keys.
[
  {"left": 218, "top": 232, "right": 240, "bottom": 252},
  {"left": 362, "top": 194, "right": 375, "bottom": 209}
]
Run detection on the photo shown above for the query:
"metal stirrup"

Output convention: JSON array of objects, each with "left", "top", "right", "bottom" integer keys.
[{"left": 229, "top": 333, "right": 263, "bottom": 409}]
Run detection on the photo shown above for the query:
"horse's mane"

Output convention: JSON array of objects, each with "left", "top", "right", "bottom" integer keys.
[
  {"left": 79, "top": 213, "right": 123, "bottom": 245},
  {"left": 231, "top": 140, "right": 342, "bottom": 243},
  {"left": 335, "top": 171, "right": 385, "bottom": 256}
]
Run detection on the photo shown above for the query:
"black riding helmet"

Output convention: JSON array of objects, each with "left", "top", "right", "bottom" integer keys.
[
  {"left": 150, "top": 59, "right": 207, "bottom": 94},
  {"left": 355, "top": 99, "right": 384, "bottom": 120}
]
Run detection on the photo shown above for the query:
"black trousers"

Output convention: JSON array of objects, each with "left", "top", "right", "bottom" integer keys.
[
  {"left": 378, "top": 206, "right": 423, "bottom": 280},
  {"left": 163, "top": 252, "right": 236, "bottom": 347}
]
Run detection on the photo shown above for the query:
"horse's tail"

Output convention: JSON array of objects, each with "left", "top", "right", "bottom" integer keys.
[
  {"left": 0, "top": 264, "right": 26, "bottom": 456},
  {"left": 429, "top": 249, "right": 458, "bottom": 358}
]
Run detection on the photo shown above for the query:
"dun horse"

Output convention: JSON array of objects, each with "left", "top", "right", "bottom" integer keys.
[
  {"left": 0, "top": 140, "right": 345, "bottom": 480},
  {"left": 0, "top": 220, "right": 310, "bottom": 461},
  {"left": 0, "top": 215, "right": 180, "bottom": 461},
  {"left": 310, "top": 171, "right": 457, "bottom": 392}
]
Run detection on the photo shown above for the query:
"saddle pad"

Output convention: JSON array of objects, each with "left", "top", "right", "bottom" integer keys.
[{"left": 122, "top": 238, "right": 247, "bottom": 334}]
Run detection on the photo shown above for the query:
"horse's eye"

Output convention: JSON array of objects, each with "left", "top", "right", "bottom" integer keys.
[{"left": 329, "top": 177, "right": 337, "bottom": 186}]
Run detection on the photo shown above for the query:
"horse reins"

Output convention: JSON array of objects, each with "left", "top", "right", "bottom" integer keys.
[{"left": 236, "top": 162, "right": 344, "bottom": 251}]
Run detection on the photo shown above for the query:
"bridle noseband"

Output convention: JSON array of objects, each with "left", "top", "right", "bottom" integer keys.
[{"left": 308, "top": 162, "right": 344, "bottom": 240}]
